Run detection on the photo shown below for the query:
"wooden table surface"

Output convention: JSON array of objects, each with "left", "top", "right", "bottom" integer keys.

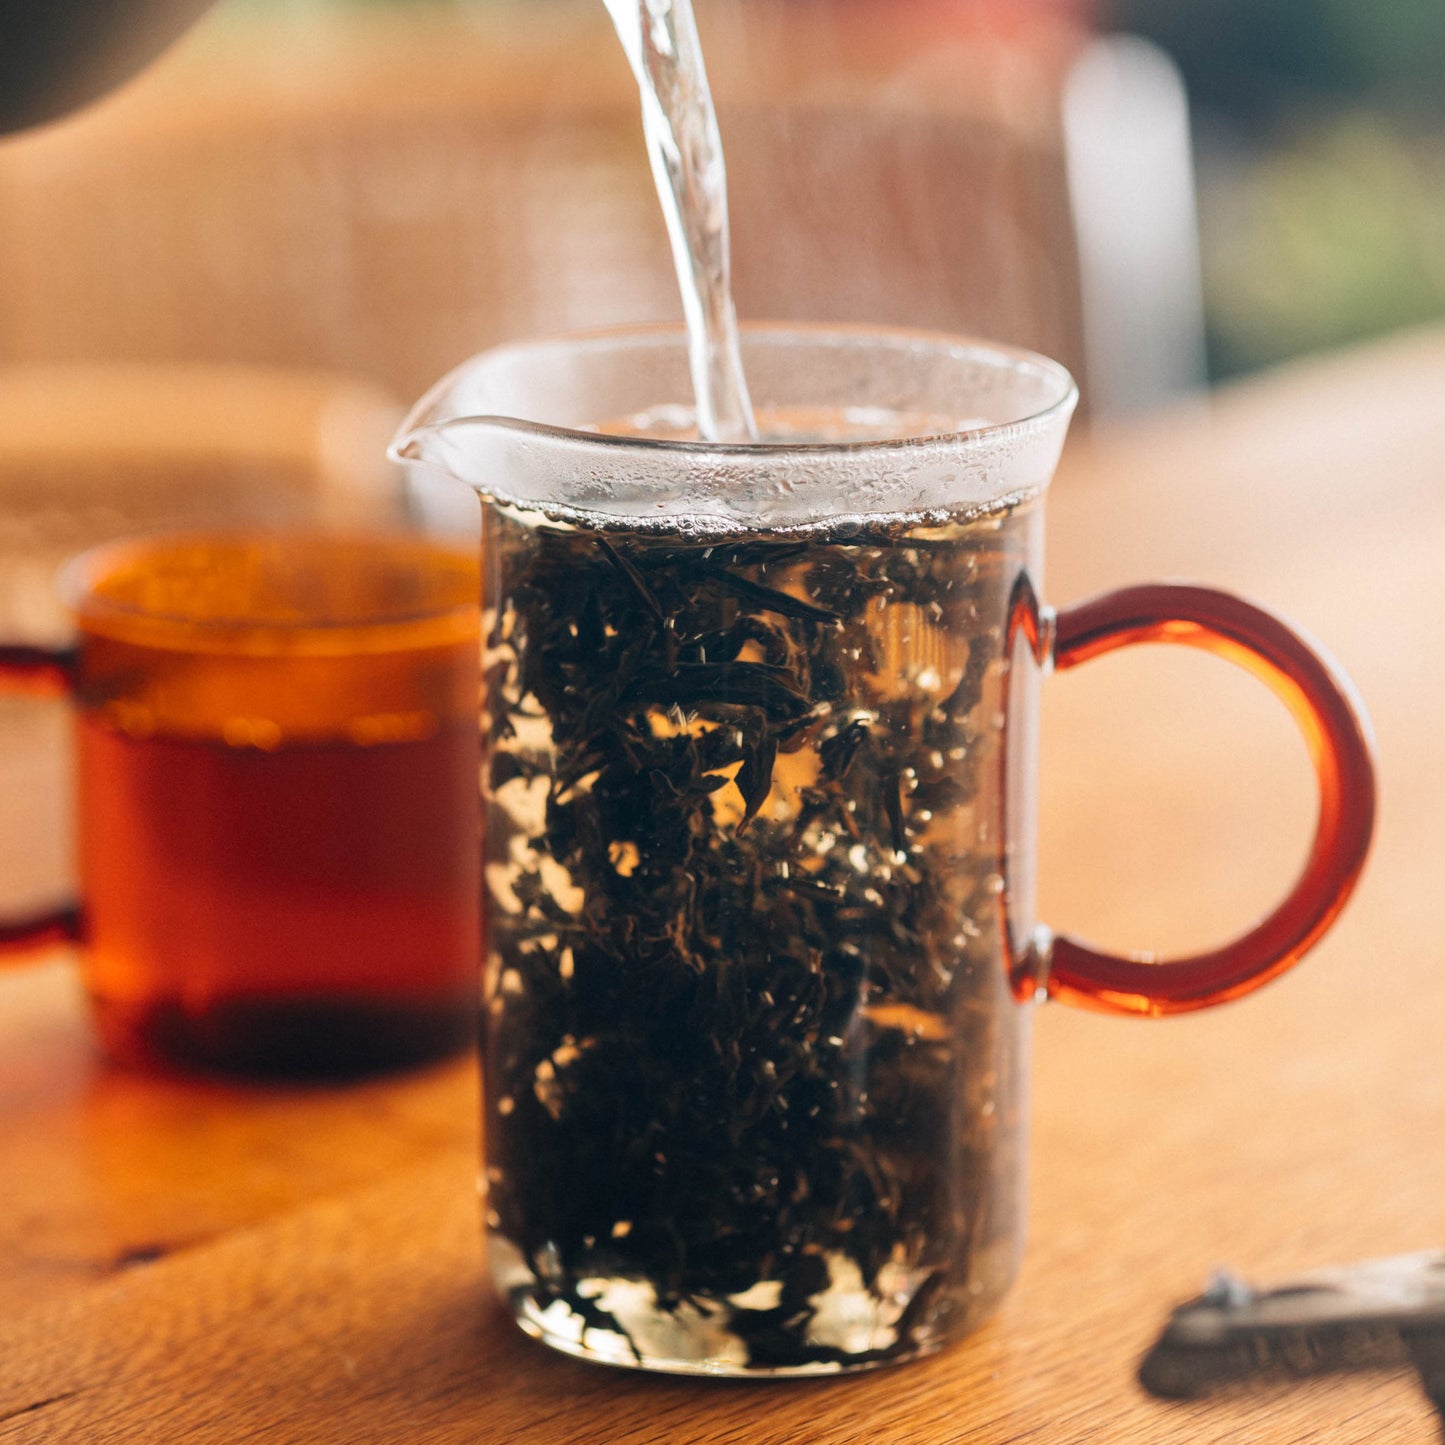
[{"left": 4, "top": 327, "right": 1445, "bottom": 1441}]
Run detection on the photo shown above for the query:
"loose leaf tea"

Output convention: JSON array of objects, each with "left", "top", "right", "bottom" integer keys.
[{"left": 482, "top": 494, "right": 1037, "bottom": 1372}]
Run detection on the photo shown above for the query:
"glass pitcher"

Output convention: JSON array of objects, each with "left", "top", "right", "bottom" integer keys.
[{"left": 393, "top": 325, "right": 1374, "bottom": 1377}]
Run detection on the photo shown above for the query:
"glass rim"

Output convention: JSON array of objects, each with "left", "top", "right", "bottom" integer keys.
[
  {"left": 57, "top": 527, "right": 481, "bottom": 636},
  {"left": 396, "top": 321, "right": 1080, "bottom": 461}
]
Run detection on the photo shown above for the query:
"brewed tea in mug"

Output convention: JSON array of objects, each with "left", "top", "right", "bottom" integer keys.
[{"left": 1, "top": 532, "right": 482, "bottom": 1076}]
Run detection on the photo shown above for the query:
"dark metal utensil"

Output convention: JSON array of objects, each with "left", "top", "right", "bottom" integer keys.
[{"left": 1139, "top": 1250, "right": 1445, "bottom": 1434}]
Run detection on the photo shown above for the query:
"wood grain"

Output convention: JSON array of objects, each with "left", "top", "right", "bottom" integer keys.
[
  {"left": 4, "top": 327, "right": 1445, "bottom": 1439},
  {"left": 0, "top": 962, "right": 476, "bottom": 1312}
]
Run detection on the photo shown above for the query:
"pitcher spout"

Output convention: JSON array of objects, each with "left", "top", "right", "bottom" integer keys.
[{"left": 389, "top": 355, "right": 523, "bottom": 532}]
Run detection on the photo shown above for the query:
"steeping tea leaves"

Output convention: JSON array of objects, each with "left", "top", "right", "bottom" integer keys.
[{"left": 481, "top": 491, "right": 1039, "bottom": 1371}]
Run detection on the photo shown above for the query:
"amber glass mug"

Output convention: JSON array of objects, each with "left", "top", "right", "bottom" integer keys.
[
  {"left": 396, "top": 325, "right": 1375, "bottom": 1376},
  {"left": 0, "top": 532, "right": 481, "bottom": 1076}
]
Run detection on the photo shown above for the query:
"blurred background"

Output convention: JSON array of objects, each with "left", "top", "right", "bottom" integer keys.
[
  {"left": 0, "top": 0, "right": 1441, "bottom": 575},
  {"left": 1113, "top": 0, "right": 1445, "bottom": 380},
  {"left": 0, "top": 0, "right": 1438, "bottom": 407}
]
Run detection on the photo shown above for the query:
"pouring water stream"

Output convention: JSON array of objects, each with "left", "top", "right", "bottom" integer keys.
[{"left": 602, "top": 0, "right": 757, "bottom": 443}]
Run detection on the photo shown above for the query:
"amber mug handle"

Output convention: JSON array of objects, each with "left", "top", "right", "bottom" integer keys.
[
  {"left": 0, "top": 644, "right": 85, "bottom": 954},
  {"left": 1015, "top": 583, "right": 1377, "bottom": 1017}
]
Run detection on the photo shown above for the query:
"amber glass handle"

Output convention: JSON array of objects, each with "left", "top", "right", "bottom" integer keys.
[
  {"left": 1023, "top": 583, "right": 1376, "bottom": 1016},
  {"left": 0, "top": 645, "right": 83, "bottom": 955}
]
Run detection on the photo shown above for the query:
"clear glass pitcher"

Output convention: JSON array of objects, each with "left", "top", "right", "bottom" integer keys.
[{"left": 393, "top": 325, "right": 1374, "bottom": 1377}]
